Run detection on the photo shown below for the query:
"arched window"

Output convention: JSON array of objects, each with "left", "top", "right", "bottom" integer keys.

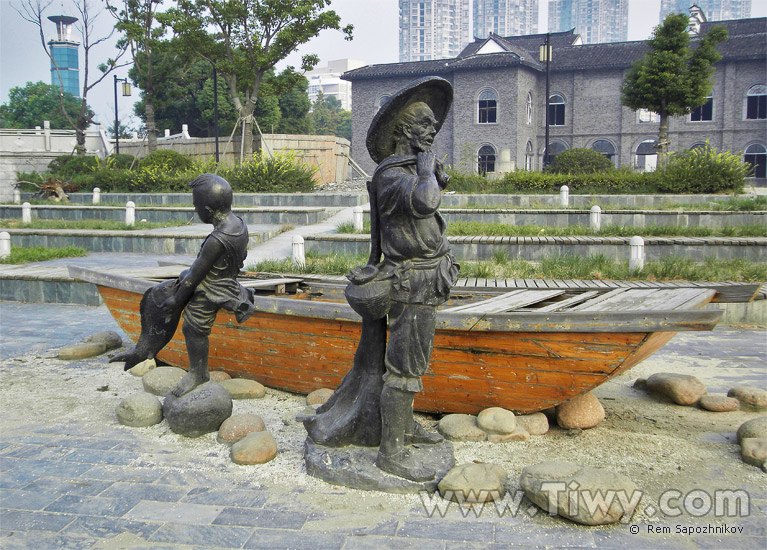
[
  {"left": 525, "top": 141, "right": 534, "bottom": 171},
  {"left": 374, "top": 94, "right": 391, "bottom": 113},
  {"left": 744, "top": 143, "right": 767, "bottom": 178},
  {"left": 746, "top": 85, "right": 767, "bottom": 120},
  {"left": 544, "top": 141, "right": 568, "bottom": 165},
  {"left": 690, "top": 142, "right": 709, "bottom": 151},
  {"left": 592, "top": 140, "right": 615, "bottom": 162},
  {"left": 526, "top": 92, "right": 533, "bottom": 125},
  {"left": 478, "top": 145, "right": 497, "bottom": 174},
  {"left": 690, "top": 95, "right": 713, "bottom": 122},
  {"left": 548, "top": 94, "right": 565, "bottom": 126},
  {"left": 478, "top": 89, "right": 498, "bottom": 123},
  {"left": 635, "top": 139, "right": 658, "bottom": 172}
]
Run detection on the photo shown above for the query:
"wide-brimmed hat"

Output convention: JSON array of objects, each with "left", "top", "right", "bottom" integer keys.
[{"left": 366, "top": 76, "right": 453, "bottom": 164}]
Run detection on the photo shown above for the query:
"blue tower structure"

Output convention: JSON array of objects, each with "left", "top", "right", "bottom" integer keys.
[{"left": 47, "top": 15, "right": 80, "bottom": 97}]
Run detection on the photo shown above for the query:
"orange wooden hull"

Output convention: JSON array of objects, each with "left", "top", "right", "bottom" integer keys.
[{"left": 100, "top": 285, "right": 672, "bottom": 414}]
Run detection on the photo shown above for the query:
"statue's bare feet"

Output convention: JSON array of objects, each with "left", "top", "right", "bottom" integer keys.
[
  {"left": 171, "top": 372, "right": 209, "bottom": 397},
  {"left": 405, "top": 421, "right": 443, "bottom": 445},
  {"left": 376, "top": 448, "right": 436, "bottom": 481}
]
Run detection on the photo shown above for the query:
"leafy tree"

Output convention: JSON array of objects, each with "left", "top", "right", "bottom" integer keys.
[
  {"left": 621, "top": 13, "right": 727, "bottom": 169},
  {"left": 277, "top": 78, "right": 313, "bottom": 134},
  {"left": 166, "top": 0, "right": 352, "bottom": 157},
  {"left": 0, "top": 81, "right": 88, "bottom": 129},
  {"left": 109, "top": 0, "right": 169, "bottom": 152},
  {"left": 309, "top": 91, "right": 351, "bottom": 140},
  {"left": 17, "top": 0, "right": 130, "bottom": 154}
]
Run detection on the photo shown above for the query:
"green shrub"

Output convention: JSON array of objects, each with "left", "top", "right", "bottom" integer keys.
[
  {"left": 221, "top": 152, "right": 316, "bottom": 192},
  {"left": 546, "top": 148, "right": 615, "bottom": 174},
  {"left": 106, "top": 153, "right": 137, "bottom": 170},
  {"left": 47, "top": 155, "right": 99, "bottom": 177},
  {"left": 660, "top": 144, "right": 749, "bottom": 194},
  {"left": 139, "top": 149, "right": 192, "bottom": 174}
]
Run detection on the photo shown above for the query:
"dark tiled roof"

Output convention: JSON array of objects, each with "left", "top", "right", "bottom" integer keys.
[
  {"left": 700, "top": 17, "right": 766, "bottom": 37},
  {"left": 343, "top": 18, "right": 765, "bottom": 80}
]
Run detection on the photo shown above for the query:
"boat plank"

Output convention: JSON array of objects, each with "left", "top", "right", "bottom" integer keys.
[
  {"left": 536, "top": 291, "right": 600, "bottom": 312},
  {"left": 570, "top": 289, "right": 629, "bottom": 311},
  {"left": 446, "top": 290, "right": 565, "bottom": 314}
]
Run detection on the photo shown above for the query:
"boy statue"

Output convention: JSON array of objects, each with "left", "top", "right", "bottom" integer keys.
[{"left": 112, "top": 174, "right": 255, "bottom": 397}]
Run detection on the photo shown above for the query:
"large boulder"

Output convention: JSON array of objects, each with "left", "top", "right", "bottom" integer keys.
[
  {"left": 142, "top": 366, "right": 186, "bottom": 396},
  {"left": 85, "top": 330, "right": 123, "bottom": 351},
  {"left": 646, "top": 373, "right": 706, "bottom": 406},
  {"left": 520, "top": 460, "right": 639, "bottom": 525},
  {"left": 699, "top": 395, "right": 739, "bottom": 412},
  {"left": 219, "top": 378, "right": 266, "bottom": 399},
  {"left": 438, "top": 463, "right": 507, "bottom": 503},
  {"left": 516, "top": 412, "right": 550, "bottom": 435},
  {"left": 218, "top": 413, "right": 266, "bottom": 444},
  {"left": 306, "top": 388, "right": 334, "bottom": 406},
  {"left": 477, "top": 407, "right": 516, "bottom": 434},
  {"left": 116, "top": 393, "right": 163, "bottom": 427},
  {"left": 58, "top": 342, "right": 107, "bottom": 360},
  {"left": 556, "top": 393, "right": 605, "bottom": 429},
  {"left": 163, "top": 381, "right": 232, "bottom": 437},
  {"left": 736, "top": 417, "right": 767, "bottom": 443},
  {"left": 740, "top": 438, "right": 767, "bottom": 471}
]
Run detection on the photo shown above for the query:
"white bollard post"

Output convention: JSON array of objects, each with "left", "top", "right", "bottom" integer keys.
[
  {"left": 13, "top": 189, "right": 21, "bottom": 204},
  {"left": 629, "top": 236, "right": 645, "bottom": 272},
  {"left": 560, "top": 185, "right": 569, "bottom": 207},
  {"left": 292, "top": 235, "right": 305, "bottom": 268},
  {"left": 125, "top": 201, "right": 136, "bottom": 226},
  {"left": 590, "top": 205, "right": 602, "bottom": 232},
  {"left": 22, "top": 202, "right": 32, "bottom": 224},
  {"left": 0, "top": 232, "right": 10, "bottom": 259},
  {"left": 92, "top": 187, "right": 101, "bottom": 204},
  {"left": 352, "top": 206, "right": 364, "bottom": 232}
]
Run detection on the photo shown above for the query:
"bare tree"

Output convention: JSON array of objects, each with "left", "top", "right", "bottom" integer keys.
[{"left": 16, "top": 0, "right": 130, "bottom": 155}]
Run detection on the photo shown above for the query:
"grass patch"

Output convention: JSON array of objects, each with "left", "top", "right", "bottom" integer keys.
[
  {"left": 250, "top": 251, "right": 767, "bottom": 283},
  {"left": 0, "top": 219, "right": 188, "bottom": 231},
  {"left": 0, "top": 246, "right": 87, "bottom": 264}
]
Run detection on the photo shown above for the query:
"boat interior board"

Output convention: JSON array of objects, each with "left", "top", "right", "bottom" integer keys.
[{"left": 444, "top": 289, "right": 565, "bottom": 313}]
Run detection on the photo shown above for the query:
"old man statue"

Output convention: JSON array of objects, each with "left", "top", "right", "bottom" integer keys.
[{"left": 302, "top": 76, "right": 459, "bottom": 486}]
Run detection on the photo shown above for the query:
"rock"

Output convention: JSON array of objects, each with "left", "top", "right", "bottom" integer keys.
[
  {"left": 84, "top": 330, "right": 123, "bottom": 351},
  {"left": 699, "top": 395, "right": 739, "bottom": 412},
  {"left": 556, "top": 393, "right": 605, "bottom": 429},
  {"left": 737, "top": 417, "right": 767, "bottom": 443},
  {"left": 142, "top": 366, "right": 186, "bottom": 396},
  {"left": 520, "top": 460, "right": 639, "bottom": 525},
  {"left": 218, "top": 414, "right": 266, "bottom": 444},
  {"left": 128, "top": 358, "right": 156, "bottom": 377},
  {"left": 219, "top": 378, "right": 266, "bottom": 399},
  {"left": 487, "top": 426, "right": 529, "bottom": 443},
  {"left": 231, "top": 431, "right": 278, "bottom": 464},
  {"left": 163, "top": 382, "right": 232, "bottom": 437},
  {"left": 477, "top": 407, "right": 516, "bottom": 434},
  {"left": 645, "top": 373, "right": 706, "bottom": 406},
  {"left": 728, "top": 386, "right": 767, "bottom": 411},
  {"left": 306, "top": 388, "right": 334, "bottom": 406},
  {"left": 516, "top": 413, "right": 549, "bottom": 435},
  {"left": 632, "top": 378, "right": 647, "bottom": 390},
  {"left": 57, "top": 342, "right": 107, "bottom": 360},
  {"left": 116, "top": 393, "right": 163, "bottom": 427},
  {"left": 438, "top": 463, "right": 507, "bottom": 503},
  {"left": 740, "top": 438, "right": 767, "bottom": 471},
  {"left": 438, "top": 414, "right": 487, "bottom": 442},
  {"left": 209, "top": 371, "right": 232, "bottom": 382}
]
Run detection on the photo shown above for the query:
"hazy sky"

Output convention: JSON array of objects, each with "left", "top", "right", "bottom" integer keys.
[{"left": 1, "top": 0, "right": 764, "bottom": 130}]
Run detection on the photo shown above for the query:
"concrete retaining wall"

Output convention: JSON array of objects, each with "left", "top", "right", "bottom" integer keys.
[
  {"left": 304, "top": 234, "right": 767, "bottom": 262},
  {"left": 0, "top": 205, "right": 333, "bottom": 226},
  {"left": 439, "top": 194, "right": 757, "bottom": 208}
]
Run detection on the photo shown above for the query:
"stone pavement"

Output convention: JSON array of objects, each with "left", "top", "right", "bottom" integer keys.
[{"left": 1, "top": 300, "right": 765, "bottom": 549}]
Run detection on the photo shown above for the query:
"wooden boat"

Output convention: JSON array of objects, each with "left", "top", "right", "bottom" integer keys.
[{"left": 69, "top": 265, "right": 728, "bottom": 415}]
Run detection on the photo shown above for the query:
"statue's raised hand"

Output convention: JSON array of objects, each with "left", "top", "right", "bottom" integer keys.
[{"left": 416, "top": 151, "right": 436, "bottom": 177}]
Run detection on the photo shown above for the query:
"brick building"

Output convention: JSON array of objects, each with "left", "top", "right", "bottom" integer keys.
[{"left": 345, "top": 16, "right": 767, "bottom": 180}]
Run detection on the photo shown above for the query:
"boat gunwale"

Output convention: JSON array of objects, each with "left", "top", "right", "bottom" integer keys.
[{"left": 70, "top": 265, "right": 722, "bottom": 333}]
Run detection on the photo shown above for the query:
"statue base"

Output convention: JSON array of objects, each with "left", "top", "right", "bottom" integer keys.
[{"left": 303, "top": 437, "right": 454, "bottom": 493}]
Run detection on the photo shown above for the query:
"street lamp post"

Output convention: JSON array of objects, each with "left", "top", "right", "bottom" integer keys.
[
  {"left": 539, "top": 33, "right": 552, "bottom": 169},
  {"left": 113, "top": 75, "right": 131, "bottom": 154}
]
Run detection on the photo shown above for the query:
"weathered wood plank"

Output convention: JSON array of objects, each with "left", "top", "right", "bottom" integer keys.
[
  {"left": 445, "top": 290, "right": 565, "bottom": 314},
  {"left": 537, "top": 291, "right": 600, "bottom": 312}
]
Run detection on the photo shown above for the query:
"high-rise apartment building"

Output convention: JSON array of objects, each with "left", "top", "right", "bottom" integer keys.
[
  {"left": 473, "top": 0, "right": 539, "bottom": 39},
  {"left": 548, "top": 0, "right": 629, "bottom": 44},
  {"left": 399, "top": 0, "right": 472, "bottom": 62},
  {"left": 659, "top": 0, "right": 751, "bottom": 22}
]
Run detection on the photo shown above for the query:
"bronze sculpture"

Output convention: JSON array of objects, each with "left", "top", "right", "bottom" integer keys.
[{"left": 302, "top": 77, "right": 458, "bottom": 484}]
